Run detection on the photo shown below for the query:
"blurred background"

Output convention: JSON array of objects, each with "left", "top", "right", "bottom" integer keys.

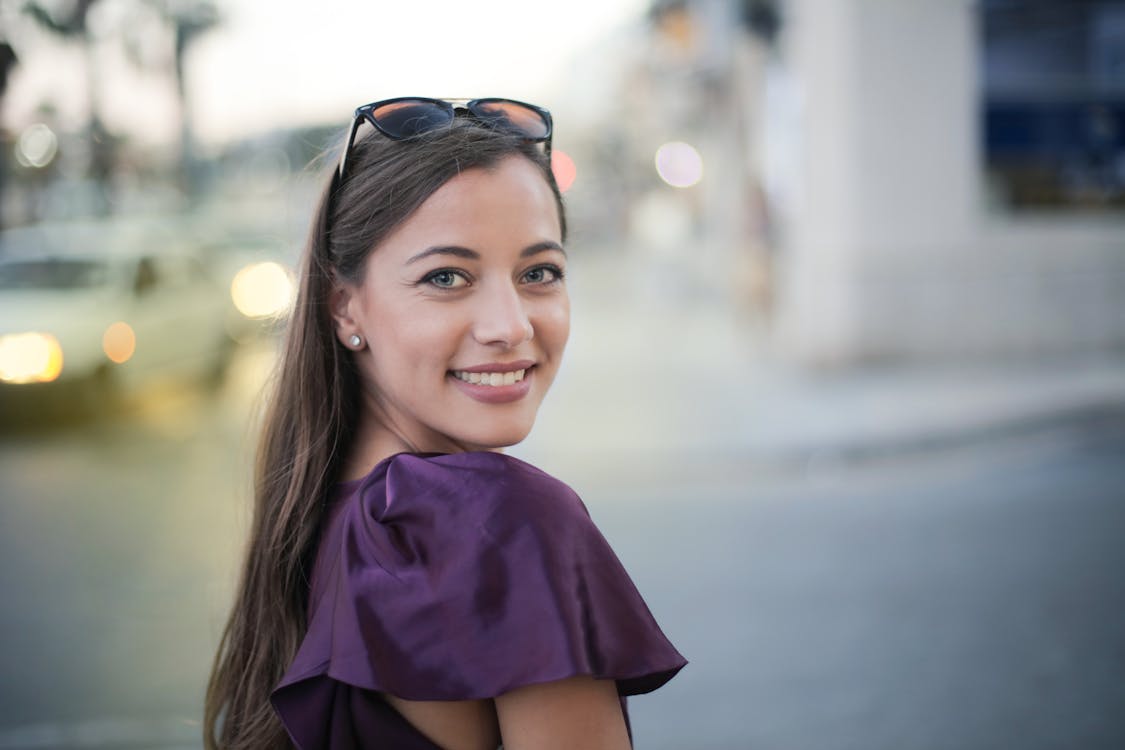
[{"left": 1, "top": 0, "right": 1124, "bottom": 748}]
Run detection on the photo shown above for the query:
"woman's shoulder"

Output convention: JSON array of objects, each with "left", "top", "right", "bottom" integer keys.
[
  {"left": 381, "top": 450, "right": 569, "bottom": 490},
  {"left": 275, "top": 449, "right": 687, "bottom": 728},
  {"left": 314, "top": 451, "right": 596, "bottom": 597},
  {"left": 347, "top": 451, "right": 588, "bottom": 526}
]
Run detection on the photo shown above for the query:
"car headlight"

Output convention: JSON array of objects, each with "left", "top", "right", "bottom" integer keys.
[{"left": 0, "top": 332, "right": 64, "bottom": 384}]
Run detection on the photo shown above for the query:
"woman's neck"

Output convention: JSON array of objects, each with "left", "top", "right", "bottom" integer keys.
[
  {"left": 339, "top": 417, "right": 415, "bottom": 483},
  {"left": 341, "top": 406, "right": 472, "bottom": 482}
]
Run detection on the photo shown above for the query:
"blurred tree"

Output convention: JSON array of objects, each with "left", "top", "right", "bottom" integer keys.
[
  {"left": 144, "top": 0, "right": 219, "bottom": 198},
  {"left": 22, "top": 0, "right": 113, "bottom": 214}
]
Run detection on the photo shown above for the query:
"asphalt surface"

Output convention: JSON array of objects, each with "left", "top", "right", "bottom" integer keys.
[
  {"left": 605, "top": 414, "right": 1125, "bottom": 750},
  {"left": 1, "top": 350, "right": 1123, "bottom": 750}
]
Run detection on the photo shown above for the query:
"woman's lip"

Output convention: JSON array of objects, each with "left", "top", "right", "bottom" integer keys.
[
  {"left": 447, "top": 368, "right": 534, "bottom": 404},
  {"left": 452, "top": 359, "right": 536, "bottom": 374}
]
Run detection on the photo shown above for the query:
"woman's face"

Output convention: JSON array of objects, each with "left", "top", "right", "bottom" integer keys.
[{"left": 331, "top": 154, "right": 569, "bottom": 454}]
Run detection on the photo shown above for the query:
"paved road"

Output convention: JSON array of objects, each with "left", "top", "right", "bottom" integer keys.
[
  {"left": 604, "top": 417, "right": 1125, "bottom": 750},
  {"left": 1, "top": 349, "right": 1123, "bottom": 749}
]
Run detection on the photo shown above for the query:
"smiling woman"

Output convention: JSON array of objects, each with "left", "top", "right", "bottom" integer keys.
[
  {"left": 204, "top": 98, "right": 686, "bottom": 750},
  {"left": 329, "top": 157, "right": 571, "bottom": 464}
]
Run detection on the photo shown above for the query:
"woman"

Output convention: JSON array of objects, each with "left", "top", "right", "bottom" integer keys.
[{"left": 205, "top": 97, "right": 686, "bottom": 749}]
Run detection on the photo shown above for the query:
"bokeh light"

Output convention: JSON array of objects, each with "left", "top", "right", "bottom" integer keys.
[
  {"left": 15, "top": 124, "right": 59, "bottom": 169},
  {"left": 231, "top": 261, "right": 295, "bottom": 319},
  {"left": 654, "top": 141, "right": 703, "bottom": 188},
  {"left": 0, "top": 332, "right": 64, "bottom": 384},
  {"left": 551, "top": 150, "right": 577, "bottom": 193},
  {"left": 102, "top": 322, "right": 137, "bottom": 364}
]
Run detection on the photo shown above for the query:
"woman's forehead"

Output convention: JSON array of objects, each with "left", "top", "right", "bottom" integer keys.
[{"left": 368, "top": 157, "right": 563, "bottom": 267}]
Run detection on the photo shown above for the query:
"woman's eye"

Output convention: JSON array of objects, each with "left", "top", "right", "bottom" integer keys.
[
  {"left": 522, "top": 265, "right": 564, "bottom": 285},
  {"left": 424, "top": 270, "right": 468, "bottom": 289}
]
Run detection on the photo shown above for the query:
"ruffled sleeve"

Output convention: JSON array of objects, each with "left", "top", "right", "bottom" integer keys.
[{"left": 271, "top": 451, "right": 687, "bottom": 746}]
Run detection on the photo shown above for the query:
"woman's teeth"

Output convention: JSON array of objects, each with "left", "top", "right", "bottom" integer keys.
[{"left": 452, "top": 368, "right": 527, "bottom": 386}]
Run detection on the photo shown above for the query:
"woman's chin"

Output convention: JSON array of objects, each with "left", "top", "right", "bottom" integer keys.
[{"left": 454, "top": 423, "right": 534, "bottom": 453}]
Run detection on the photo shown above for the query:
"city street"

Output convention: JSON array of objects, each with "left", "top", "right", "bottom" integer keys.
[
  {"left": 1, "top": 340, "right": 1123, "bottom": 750},
  {"left": 3, "top": 1, "right": 1123, "bottom": 748}
]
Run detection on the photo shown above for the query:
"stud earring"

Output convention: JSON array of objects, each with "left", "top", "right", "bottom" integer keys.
[{"left": 348, "top": 334, "right": 363, "bottom": 348}]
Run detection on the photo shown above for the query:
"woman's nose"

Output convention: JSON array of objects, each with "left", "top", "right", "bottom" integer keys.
[{"left": 472, "top": 283, "right": 533, "bottom": 347}]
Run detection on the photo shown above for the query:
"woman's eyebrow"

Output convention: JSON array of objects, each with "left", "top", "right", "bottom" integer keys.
[
  {"left": 406, "top": 246, "right": 479, "bottom": 265},
  {"left": 406, "top": 241, "right": 566, "bottom": 265},
  {"left": 521, "top": 241, "right": 566, "bottom": 258}
]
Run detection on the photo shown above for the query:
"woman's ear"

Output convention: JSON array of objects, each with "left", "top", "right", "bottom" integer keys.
[{"left": 328, "top": 279, "right": 363, "bottom": 349}]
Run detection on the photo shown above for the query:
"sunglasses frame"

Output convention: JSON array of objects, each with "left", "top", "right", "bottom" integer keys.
[{"left": 336, "top": 97, "right": 554, "bottom": 182}]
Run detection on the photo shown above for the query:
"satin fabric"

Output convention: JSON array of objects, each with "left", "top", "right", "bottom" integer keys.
[{"left": 272, "top": 451, "right": 687, "bottom": 749}]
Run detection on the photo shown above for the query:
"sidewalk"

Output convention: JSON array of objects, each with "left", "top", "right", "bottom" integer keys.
[{"left": 714, "top": 351, "right": 1125, "bottom": 462}]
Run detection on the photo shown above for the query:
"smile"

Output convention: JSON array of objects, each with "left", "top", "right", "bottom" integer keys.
[{"left": 451, "top": 368, "right": 527, "bottom": 387}]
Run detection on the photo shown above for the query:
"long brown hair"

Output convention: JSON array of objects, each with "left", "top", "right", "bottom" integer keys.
[{"left": 204, "top": 118, "right": 566, "bottom": 749}]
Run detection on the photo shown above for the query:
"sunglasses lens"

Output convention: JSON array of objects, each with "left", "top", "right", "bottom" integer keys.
[
  {"left": 470, "top": 100, "right": 550, "bottom": 140},
  {"left": 370, "top": 99, "right": 453, "bottom": 138}
]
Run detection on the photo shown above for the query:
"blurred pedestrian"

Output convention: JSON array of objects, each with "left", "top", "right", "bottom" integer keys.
[{"left": 204, "top": 98, "right": 686, "bottom": 749}]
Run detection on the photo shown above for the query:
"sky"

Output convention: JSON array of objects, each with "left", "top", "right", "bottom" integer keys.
[{"left": 3, "top": 0, "right": 648, "bottom": 146}]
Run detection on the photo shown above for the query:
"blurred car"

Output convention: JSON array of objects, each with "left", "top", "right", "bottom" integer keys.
[
  {"left": 194, "top": 231, "right": 297, "bottom": 342},
  {"left": 0, "top": 220, "right": 235, "bottom": 418}
]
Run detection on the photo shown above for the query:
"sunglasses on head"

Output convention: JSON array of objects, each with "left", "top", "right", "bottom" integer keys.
[{"left": 337, "top": 97, "right": 554, "bottom": 181}]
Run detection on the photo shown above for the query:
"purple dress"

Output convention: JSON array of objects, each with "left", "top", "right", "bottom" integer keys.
[{"left": 271, "top": 451, "right": 687, "bottom": 748}]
